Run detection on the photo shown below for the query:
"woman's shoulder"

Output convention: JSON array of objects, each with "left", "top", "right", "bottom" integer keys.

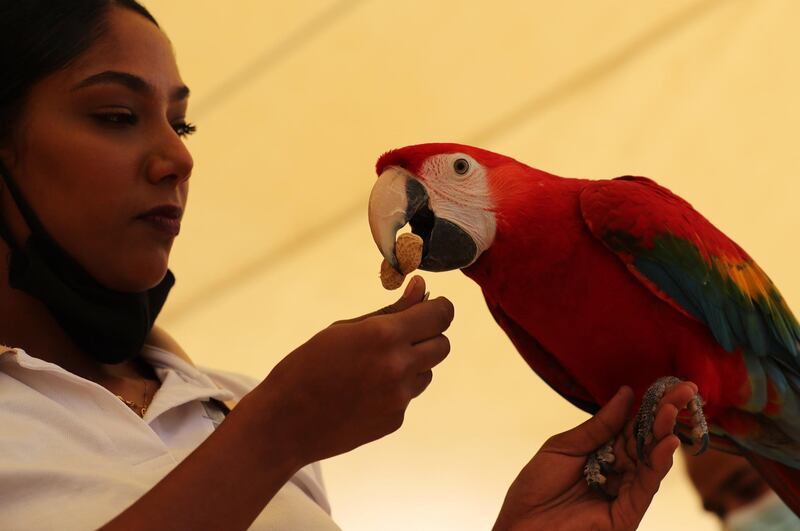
[{"left": 144, "top": 326, "right": 260, "bottom": 402}]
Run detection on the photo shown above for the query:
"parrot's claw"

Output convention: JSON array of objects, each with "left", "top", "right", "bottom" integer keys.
[
  {"left": 634, "top": 376, "right": 709, "bottom": 462},
  {"left": 584, "top": 439, "right": 616, "bottom": 492},
  {"left": 673, "top": 428, "right": 694, "bottom": 445},
  {"left": 688, "top": 392, "right": 710, "bottom": 455}
]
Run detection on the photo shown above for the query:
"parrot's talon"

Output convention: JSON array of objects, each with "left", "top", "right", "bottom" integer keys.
[
  {"left": 674, "top": 428, "right": 694, "bottom": 446},
  {"left": 584, "top": 453, "right": 605, "bottom": 488},
  {"left": 695, "top": 432, "right": 710, "bottom": 456},
  {"left": 584, "top": 439, "right": 616, "bottom": 493},
  {"left": 635, "top": 376, "right": 681, "bottom": 461},
  {"left": 635, "top": 376, "right": 709, "bottom": 461},
  {"left": 636, "top": 434, "right": 646, "bottom": 462},
  {"left": 688, "top": 392, "right": 709, "bottom": 456}
]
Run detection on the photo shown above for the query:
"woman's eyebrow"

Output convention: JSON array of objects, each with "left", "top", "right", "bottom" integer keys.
[{"left": 70, "top": 70, "right": 190, "bottom": 101}]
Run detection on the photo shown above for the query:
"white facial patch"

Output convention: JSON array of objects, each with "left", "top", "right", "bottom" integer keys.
[{"left": 418, "top": 153, "right": 497, "bottom": 266}]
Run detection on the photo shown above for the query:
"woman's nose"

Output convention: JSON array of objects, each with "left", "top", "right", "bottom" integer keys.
[{"left": 145, "top": 124, "right": 194, "bottom": 185}]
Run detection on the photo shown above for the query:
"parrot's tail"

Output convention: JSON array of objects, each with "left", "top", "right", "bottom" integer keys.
[{"left": 746, "top": 452, "right": 800, "bottom": 517}]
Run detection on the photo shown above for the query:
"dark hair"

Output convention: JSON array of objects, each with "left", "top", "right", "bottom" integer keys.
[{"left": 0, "top": 0, "right": 159, "bottom": 143}]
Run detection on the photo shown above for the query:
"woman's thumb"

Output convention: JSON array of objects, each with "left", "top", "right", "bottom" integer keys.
[
  {"left": 546, "top": 386, "right": 633, "bottom": 454},
  {"left": 385, "top": 276, "right": 427, "bottom": 313},
  {"left": 333, "top": 276, "right": 428, "bottom": 325}
]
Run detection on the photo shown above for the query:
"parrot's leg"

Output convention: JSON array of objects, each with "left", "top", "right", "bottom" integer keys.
[
  {"left": 584, "top": 439, "right": 615, "bottom": 490},
  {"left": 634, "top": 376, "right": 709, "bottom": 461}
]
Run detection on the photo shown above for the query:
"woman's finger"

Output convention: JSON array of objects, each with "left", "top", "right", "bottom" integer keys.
[
  {"left": 545, "top": 386, "right": 633, "bottom": 454},
  {"left": 659, "top": 381, "right": 696, "bottom": 412},
  {"left": 391, "top": 296, "right": 455, "bottom": 344},
  {"left": 652, "top": 380, "right": 697, "bottom": 441},
  {"left": 409, "top": 335, "right": 451, "bottom": 373},
  {"left": 623, "top": 434, "right": 680, "bottom": 521},
  {"left": 652, "top": 403, "right": 679, "bottom": 441},
  {"left": 407, "top": 369, "right": 434, "bottom": 399}
]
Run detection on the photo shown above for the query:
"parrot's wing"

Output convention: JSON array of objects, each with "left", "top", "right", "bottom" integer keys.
[
  {"left": 580, "top": 175, "right": 800, "bottom": 458},
  {"left": 579, "top": 176, "right": 800, "bottom": 371},
  {"left": 484, "top": 294, "right": 599, "bottom": 415}
]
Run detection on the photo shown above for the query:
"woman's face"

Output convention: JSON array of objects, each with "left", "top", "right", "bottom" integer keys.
[{"left": 0, "top": 6, "right": 193, "bottom": 292}]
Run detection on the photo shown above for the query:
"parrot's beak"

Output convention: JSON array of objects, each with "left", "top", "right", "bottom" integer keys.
[{"left": 368, "top": 166, "right": 478, "bottom": 272}]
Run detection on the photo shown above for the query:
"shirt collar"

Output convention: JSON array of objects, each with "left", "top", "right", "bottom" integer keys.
[{"left": 0, "top": 344, "right": 235, "bottom": 423}]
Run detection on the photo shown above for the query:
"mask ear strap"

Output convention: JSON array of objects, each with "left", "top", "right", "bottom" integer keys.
[
  {"left": 0, "top": 159, "right": 50, "bottom": 249},
  {"left": 0, "top": 161, "right": 20, "bottom": 251},
  {"left": 0, "top": 215, "right": 16, "bottom": 251}
]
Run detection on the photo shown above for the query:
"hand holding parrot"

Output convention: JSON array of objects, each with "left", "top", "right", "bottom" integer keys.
[{"left": 494, "top": 383, "right": 696, "bottom": 531}]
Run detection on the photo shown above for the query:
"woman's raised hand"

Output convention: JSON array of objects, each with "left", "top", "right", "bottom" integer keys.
[{"left": 250, "top": 276, "right": 453, "bottom": 467}]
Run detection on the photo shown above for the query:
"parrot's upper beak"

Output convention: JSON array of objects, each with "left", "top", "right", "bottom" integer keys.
[{"left": 368, "top": 166, "right": 478, "bottom": 272}]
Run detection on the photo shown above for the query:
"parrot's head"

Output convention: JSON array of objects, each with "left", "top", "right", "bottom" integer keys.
[{"left": 368, "top": 142, "right": 527, "bottom": 273}]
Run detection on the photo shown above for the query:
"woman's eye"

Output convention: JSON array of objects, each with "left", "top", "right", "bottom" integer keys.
[
  {"left": 453, "top": 158, "right": 470, "bottom": 175},
  {"left": 173, "top": 121, "right": 197, "bottom": 138},
  {"left": 93, "top": 112, "right": 137, "bottom": 126}
]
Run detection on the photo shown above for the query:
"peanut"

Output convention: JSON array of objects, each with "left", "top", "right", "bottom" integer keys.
[
  {"left": 380, "top": 260, "right": 405, "bottom": 290},
  {"left": 380, "top": 233, "right": 423, "bottom": 290}
]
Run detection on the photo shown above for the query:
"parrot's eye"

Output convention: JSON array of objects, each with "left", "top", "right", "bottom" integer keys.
[{"left": 453, "top": 158, "right": 470, "bottom": 175}]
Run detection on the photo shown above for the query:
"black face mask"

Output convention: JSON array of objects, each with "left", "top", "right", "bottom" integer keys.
[{"left": 0, "top": 161, "right": 174, "bottom": 364}]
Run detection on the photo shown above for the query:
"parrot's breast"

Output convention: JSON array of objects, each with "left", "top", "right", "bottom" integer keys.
[{"left": 465, "top": 180, "right": 747, "bottom": 418}]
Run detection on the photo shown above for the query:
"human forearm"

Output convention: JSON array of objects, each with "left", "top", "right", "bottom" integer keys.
[
  {"left": 101, "top": 279, "right": 452, "bottom": 530},
  {"left": 99, "top": 393, "right": 302, "bottom": 531}
]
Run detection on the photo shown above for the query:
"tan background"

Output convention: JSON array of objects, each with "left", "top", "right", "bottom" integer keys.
[{"left": 147, "top": 1, "right": 799, "bottom": 529}]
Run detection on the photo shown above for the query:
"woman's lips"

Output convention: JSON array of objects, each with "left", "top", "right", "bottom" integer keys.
[
  {"left": 136, "top": 204, "right": 183, "bottom": 236},
  {"left": 139, "top": 214, "right": 181, "bottom": 236}
]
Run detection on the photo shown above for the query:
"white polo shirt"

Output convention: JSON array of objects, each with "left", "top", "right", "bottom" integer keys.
[{"left": 0, "top": 344, "right": 342, "bottom": 531}]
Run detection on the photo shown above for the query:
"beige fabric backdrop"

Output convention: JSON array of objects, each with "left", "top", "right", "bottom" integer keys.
[{"left": 148, "top": 1, "right": 799, "bottom": 529}]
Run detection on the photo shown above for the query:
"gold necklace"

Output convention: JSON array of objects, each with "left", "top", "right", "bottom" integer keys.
[{"left": 116, "top": 379, "right": 150, "bottom": 418}]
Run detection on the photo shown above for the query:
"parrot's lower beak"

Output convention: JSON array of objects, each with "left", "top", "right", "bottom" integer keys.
[{"left": 368, "top": 166, "right": 478, "bottom": 272}]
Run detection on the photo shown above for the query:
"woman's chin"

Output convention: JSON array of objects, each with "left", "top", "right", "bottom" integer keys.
[{"left": 92, "top": 258, "right": 170, "bottom": 293}]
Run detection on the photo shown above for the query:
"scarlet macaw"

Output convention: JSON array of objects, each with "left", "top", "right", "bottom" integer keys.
[{"left": 367, "top": 143, "right": 800, "bottom": 513}]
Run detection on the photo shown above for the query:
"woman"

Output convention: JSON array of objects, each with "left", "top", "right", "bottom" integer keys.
[{"left": 0, "top": 1, "right": 693, "bottom": 529}]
